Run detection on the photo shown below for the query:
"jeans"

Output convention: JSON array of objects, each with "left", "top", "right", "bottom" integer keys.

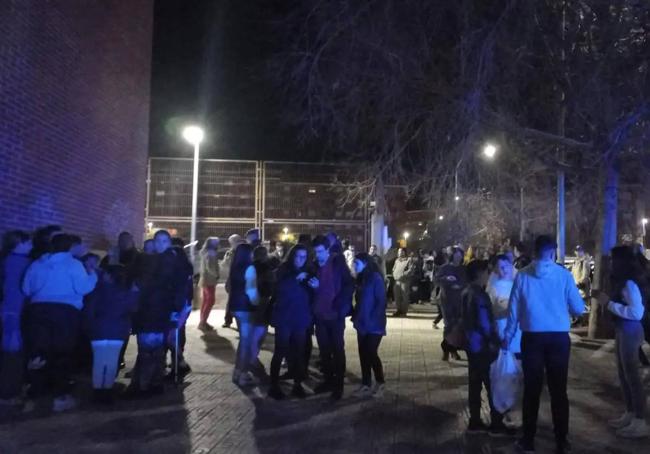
[
  {"left": 467, "top": 349, "right": 501, "bottom": 424},
  {"left": 233, "top": 311, "right": 254, "bottom": 374},
  {"left": 270, "top": 326, "right": 308, "bottom": 384},
  {"left": 25, "top": 303, "right": 81, "bottom": 397},
  {"left": 521, "top": 332, "right": 571, "bottom": 444},
  {"left": 315, "top": 318, "right": 346, "bottom": 390},
  {"left": 615, "top": 320, "right": 646, "bottom": 418},
  {"left": 393, "top": 281, "right": 410, "bottom": 315},
  {"left": 91, "top": 340, "right": 124, "bottom": 389},
  {"left": 357, "top": 333, "right": 384, "bottom": 386}
]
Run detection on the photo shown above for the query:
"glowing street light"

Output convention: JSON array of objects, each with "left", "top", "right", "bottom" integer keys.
[
  {"left": 455, "top": 195, "right": 460, "bottom": 201},
  {"left": 438, "top": 215, "right": 444, "bottom": 221},
  {"left": 182, "top": 125, "right": 204, "bottom": 262},
  {"left": 483, "top": 143, "right": 497, "bottom": 159},
  {"left": 403, "top": 231, "right": 410, "bottom": 240},
  {"left": 643, "top": 218, "right": 648, "bottom": 238}
]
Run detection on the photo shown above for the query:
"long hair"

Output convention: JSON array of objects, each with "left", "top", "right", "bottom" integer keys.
[
  {"left": 229, "top": 243, "right": 254, "bottom": 284},
  {"left": 354, "top": 252, "right": 380, "bottom": 285},
  {"left": 279, "top": 243, "right": 308, "bottom": 277},
  {"left": 200, "top": 236, "right": 220, "bottom": 254},
  {"left": 610, "top": 245, "right": 642, "bottom": 298}
]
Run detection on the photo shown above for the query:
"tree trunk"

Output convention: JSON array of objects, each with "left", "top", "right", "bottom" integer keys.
[
  {"left": 557, "top": 170, "right": 566, "bottom": 263},
  {"left": 588, "top": 160, "right": 619, "bottom": 339},
  {"left": 519, "top": 185, "right": 525, "bottom": 242},
  {"left": 371, "top": 175, "right": 387, "bottom": 255}
]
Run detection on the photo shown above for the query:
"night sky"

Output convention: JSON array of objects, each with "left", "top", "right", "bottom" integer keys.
[{"left": 149, "top": 0, "right": 308, "bottom": 161}]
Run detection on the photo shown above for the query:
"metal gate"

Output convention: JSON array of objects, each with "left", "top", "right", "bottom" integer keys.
[{"left": 145, "top": 158, "right": 369, "bottom": 249}]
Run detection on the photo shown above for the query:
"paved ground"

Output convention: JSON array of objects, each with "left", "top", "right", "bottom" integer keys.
[{"left": 1, "top": 288, "right": 649, "bottom": 454}]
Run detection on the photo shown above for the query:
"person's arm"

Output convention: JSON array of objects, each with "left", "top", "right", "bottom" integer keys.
[
  {"left": 476, "top": 293, "right": 493, "bottom": 339},
  {"left": 21, "top": 263, "right": 35, "bottom": 297},
  {"left": 502, "top": 274, "right": 521, "bottom": 348},
  {"left": 372, "top": 272, "right": 387, "bottom": 318},
  {"left": 71, "top": 261, "right": 98, "bottom": 296},
  {"left": 608, "top": 280, "right": 644, "bottom": 321},
  {"left": 566, "top": 273, "right": 585, "bottom": 317},
  {"left": 245, "top": 265, "right": 259, "bottom": 305}
]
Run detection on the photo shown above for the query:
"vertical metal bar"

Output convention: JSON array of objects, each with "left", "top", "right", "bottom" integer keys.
[{"left": 190, "top": 144, "right": 200, "bottom": 263}]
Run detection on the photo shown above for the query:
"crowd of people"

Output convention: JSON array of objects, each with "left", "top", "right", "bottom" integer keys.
[{"left": 1, "top": 224, "right": 649, "bottom": 451}]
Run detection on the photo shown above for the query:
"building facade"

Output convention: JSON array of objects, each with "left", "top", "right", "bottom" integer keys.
[{"left": 0, "top": 0, "right": 153, "bottom": 247}]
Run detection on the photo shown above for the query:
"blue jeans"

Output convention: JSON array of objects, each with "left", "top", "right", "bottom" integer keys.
[{"left": 233, "top": 311, "right": 254, "bottom": 374}]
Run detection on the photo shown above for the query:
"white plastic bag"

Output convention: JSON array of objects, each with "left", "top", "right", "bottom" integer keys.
[{"left": 490, "top": 349, "right": 522, "bottom": 413}]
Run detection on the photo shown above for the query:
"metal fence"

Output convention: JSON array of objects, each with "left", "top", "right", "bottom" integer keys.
[{"left": 145, "top": 158, "right": 370, "bottom": 248}]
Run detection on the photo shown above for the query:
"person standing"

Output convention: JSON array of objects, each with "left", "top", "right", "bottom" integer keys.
[
  {"left": 22, "top": 233, "right": 98, "bottom": 411},
  {"left": 436, "top": 247, "right": 466, "bottom": 360},
  {"left": 461, "top": 260, "right": 515, "bottom": 436},
  {"left": 571, "top": 245, "right": 591, "bottom": 299},
  {"left": 351, "top": 253, "right": 386, "bottom": 398},
  {"left": 268, "top": 244, "right": 313, "bottom": 399},
  {"left": 594, "top": 246, "right": 648, "bottom": 438},
  {"left": 487, "top": 254, "right": 521, "bottom": 355},
  {"left": 368, "top": 244, "right": 385, "bottom": 277},
  {"left": 221, "top": 234, "right": 244, "bottom": 328},
  {"left": 310, "top": 235, "right": 354, "bottom": 401},
  {"left": 503, "top": 235, "right": 584, "bottom": 454},
  {"left": 198, "top": 237, "right": 220, "bottom": 332},
  {"left": 228, "top": 243, "right": 260, "bottom": 387},
  {"left": 85, "top": 265, "right": 139, "bottom": 403},
  {"left": 391, "top": 248, "right": 414, "bottom": 317},
  {"left": 250, "top": 246, "right": 274, "bottom": 377},
  {"left": 0, "top": 231, "right": 32, "bottom": 405}
]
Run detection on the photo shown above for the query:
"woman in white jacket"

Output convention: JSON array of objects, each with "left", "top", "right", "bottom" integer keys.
[
  {"left": 22, "top": 233, "right": 97, "bottom": 412},
  {"left": 596, "top": 246, "right": 648, "bottom": 438}
]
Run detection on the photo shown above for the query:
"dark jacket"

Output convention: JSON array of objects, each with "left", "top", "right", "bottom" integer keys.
[
  {"left": 313, "top": 253, "right": 354, "bottom": 321},
  {"left": 353, "top": 271, "right": 386, "bottom": 336},
  {"left": 436, "top": 263, "right": 467, "bottom": 324},
  {"left": 133, "top": 249, "right": 188, "bottom": 333},
  {"left": 253, "top": 260, "right": 275, "bottom": 325},
  {"left": 271, "top": 265, "right": 313, "bottom": 330},
  {"left": 85, "top": 282, "right": 139, "bottom": 340},
  {"left": 461, "top": 283, "right": 498, "bottom": 354}
]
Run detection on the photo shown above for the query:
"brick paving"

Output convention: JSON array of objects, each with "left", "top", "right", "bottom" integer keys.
[{"left": 1, "top": 287, "right": 649, "bottom": 454}]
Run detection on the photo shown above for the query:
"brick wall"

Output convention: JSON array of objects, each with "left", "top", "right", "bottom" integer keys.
[{"left": 0, "top": 0, "right": 153, "bottom": 249}]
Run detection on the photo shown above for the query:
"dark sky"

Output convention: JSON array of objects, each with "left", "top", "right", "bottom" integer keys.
[{"left": 149, "top": 0, "right": 306, "bottom": 161}]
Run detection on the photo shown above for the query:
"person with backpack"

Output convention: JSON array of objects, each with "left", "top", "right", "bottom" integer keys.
[
  {"left": 85, "top": 265, "right": 139, "bottom": 404},
  {"left": 351, "top": 253, "right": 387, "bottom": 399},
  {"left": 0, "top": 231, "right": 32, "bottom": 405}
]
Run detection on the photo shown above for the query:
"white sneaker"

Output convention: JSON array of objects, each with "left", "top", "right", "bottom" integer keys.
[
  {"left": 616, "top": 418, "right": 649, "bottom": 439},
  {"left": 372, "top": 383, "right": 385, "bottom": 399},
  {"left": 608, "top": 411, "right": 634, "bottom": 429},
  {"left": 52, "top": 395, "right": 77, "bottom": 413},
  {"left": 352, "top": 385, "right": 373, "bottom": 398}
]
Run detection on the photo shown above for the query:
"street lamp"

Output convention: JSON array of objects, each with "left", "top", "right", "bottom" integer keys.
[
  {"left": 182, "top": 125, "right": 204, "bottom": 263},
  {"left": 403, "top": 231, "right": 410, "bottom": 242},
  {"left": 483, "top": 143, "right": 497, "bottom": 159},
  {"left": 438, "top": 215, "right": 444, "bottom": 221}
]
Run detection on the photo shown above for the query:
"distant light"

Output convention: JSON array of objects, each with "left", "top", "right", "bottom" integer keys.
[
  {"left": 483, "top": 143, "right": 497, "bottom": 159},
  {"left": 438, "top": 215, "right": 444, "bottom": 220},
  {"left": 418, "top": 222, "right": 423, "bottom": 226},
  {"left": 283, "top": 227, "right": 289, "bottom": 234},
  {"left": 147, "top": 222, "right": 153, "bottom": 229},
  {"left": 182, "top": 125, "right": 204, "bottom": 145},
  {"left": 455, "top": 195, "right": 460, "bottom": 201},
  {"left": 403, "top": 231, "right": 410, "bottom": 240},
  {"left": 643, "top": 218, "right": 648, "bottom": 225},
  {"left": 308, "top": 188, "right": 317, "bottom": 194}
]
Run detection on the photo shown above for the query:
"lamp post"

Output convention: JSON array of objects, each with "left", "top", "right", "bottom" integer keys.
[
  {"left": 182, "top": 125, "right": 204, "bottom": 263},
  {"left": 403, "top": 231, "right": 410, "bottom": 247}
]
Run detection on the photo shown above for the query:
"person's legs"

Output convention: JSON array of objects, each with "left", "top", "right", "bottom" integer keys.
[
  {"left": 223, "top": 298, "right": 233, "bottom": 327},
  {"left": 366, "top": 334, "right": 385, "bottom": 384},
  {"left": 250, "top": 323, "right": 268, "bottom": 373},
  {"left": 91, "top": 340, "right": 124, "bottom": 389},
  {"left": 290, "top": 328, "right": 307, "bottom": 385},
  {"left": 200, "top": 285, "right": 216, "bottom": 326},
  {"left": 618, "top": 323, "right": 646, "bottom": 419},
  {"left": 544, "top": 333, "right": 571, "bottom": 446},
  {"left": 331, "top": 319, "right": 346, "bottom": 394},
  {"left": 521, "top": 332, "right": 546, "bottom": 445},
  {"left": 0, "top": 312, "right": 24, "bottom": 400},
  {"left": 616, "top": 330, "right": 635, "bottom": 414},
  {"left": 400, "top": 282, "right": 411, "bottom": 315},
  {"left": 315, "top": 320, "right": 334, "bottom": 385},
  {"left": 270, "top": 328, "right": 290, "bottom": 385},
  {"left": 50, "top": 305, "right": 81, "bottom": 399},
  {"left": 24, "top": 304, "right": 54, "bottom": 397},
  {"left": 467, "top": 352, "right": 484, "bottom": 424},
  {"left": 393, "top": 283, "right": 404, "bottom": 314},
  {"left": 357, "top": 333, "right": 371, "bottom": 387},
  {"left": 131, "top": 332, "right": 165, "bottom": 392}
]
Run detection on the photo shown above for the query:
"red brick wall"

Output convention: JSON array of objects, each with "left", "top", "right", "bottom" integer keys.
[{"left": 0, "top": 0, "right": 153, "bottom": 249}]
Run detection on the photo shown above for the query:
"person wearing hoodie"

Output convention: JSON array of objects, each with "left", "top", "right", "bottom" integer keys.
[
  {"left": 22, "top": 233, "right": 98, "bottom": 412},
  {"left": 503, "top": 235, "right": 584, "bottom": 454},
  {"left": 0, "top": 230, "right": 33, "bottom": 405},
  {"left": 268, "top": 244, "right": 313, "bottom": 400},
  {"left": 85, "top": 265, "right": 139, "bottom": 404},
  {"left": 310, "top": 235, "right": 354, "bottom": 401},
  {"left": 461, "top": 260, "right": 515, "bottom": 437},
  {"left": 594, "top": 246, "right": 648, "bottom": 438},
  {"left": 128, "top": 230, "right": 186, "bottom": 396},
  {"left": 391, "top": 248, "right": 414, "bottom": 317},
  {"left": 351, "top": 253, "right": 386, "bottom": 399}
]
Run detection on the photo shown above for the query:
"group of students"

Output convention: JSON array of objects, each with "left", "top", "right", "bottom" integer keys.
[
  {"left": 197, "top": 230, "right": 387, "bottom": 401},
  {"left": 0, "top": 225, "right": 194, "bottom": 411},
  {"left": 432, "top": 235, "right": 649, "bottom": 453}
]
